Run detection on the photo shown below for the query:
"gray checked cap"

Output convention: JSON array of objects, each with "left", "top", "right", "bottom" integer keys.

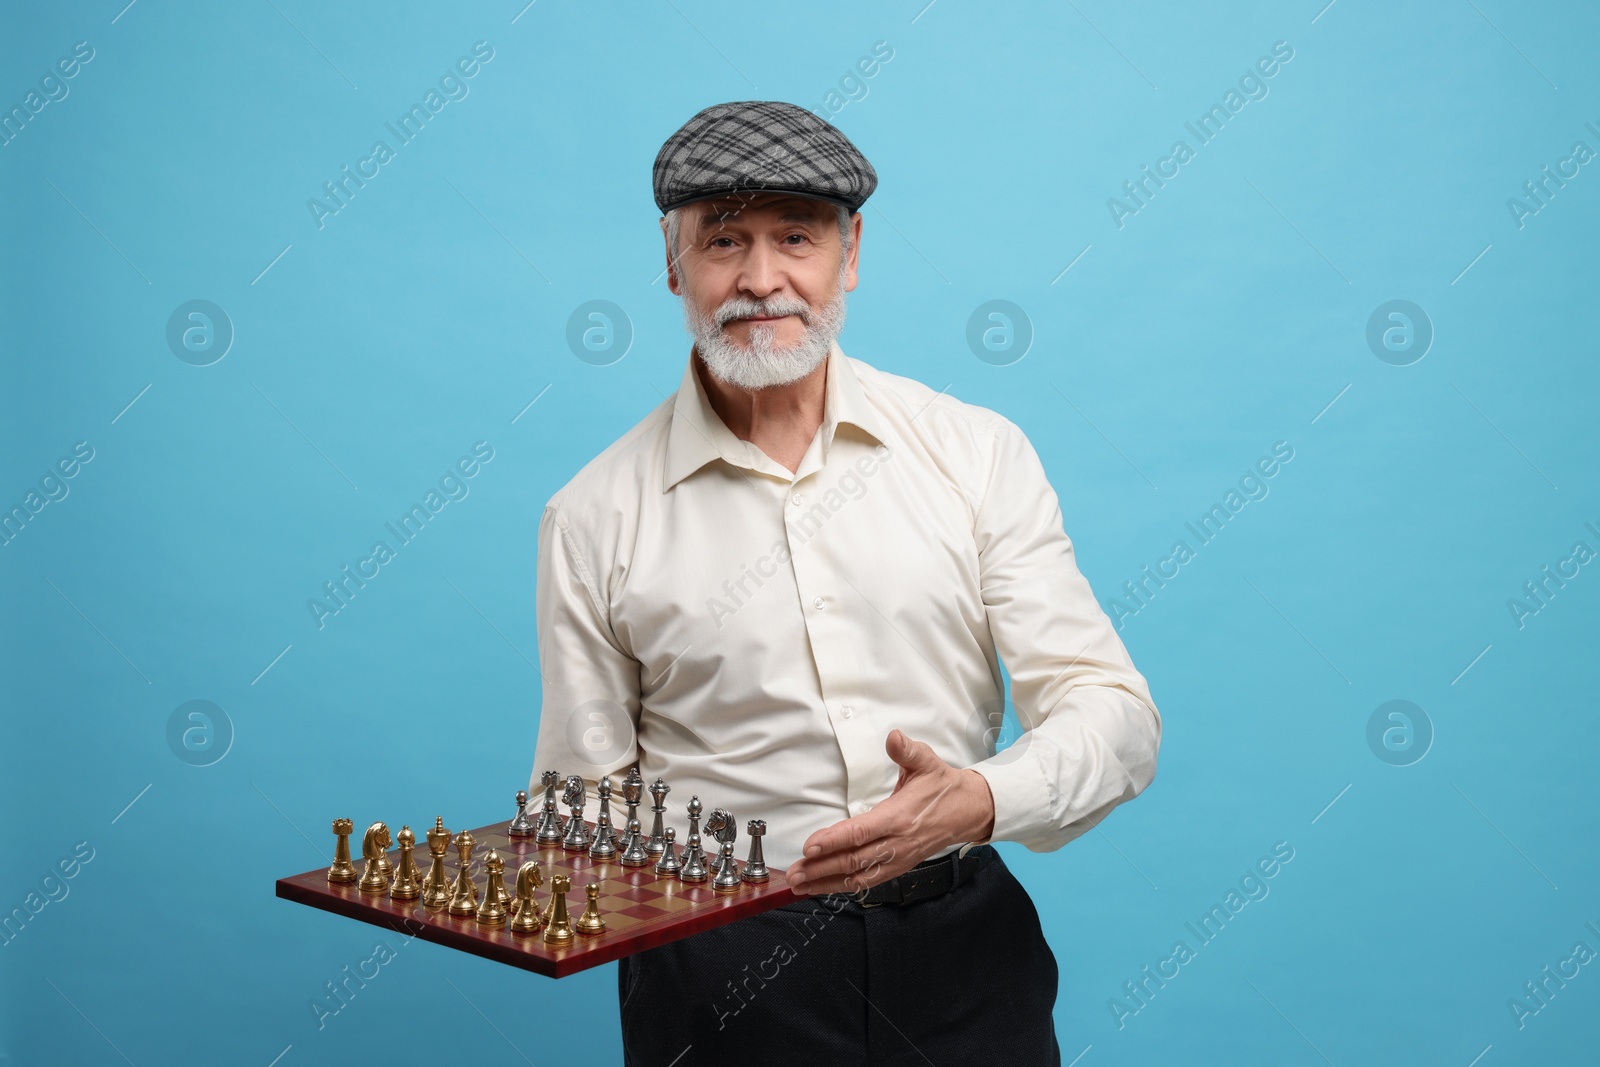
[{"left": 652, "top": 100, "right": 877, "bottom": 215}]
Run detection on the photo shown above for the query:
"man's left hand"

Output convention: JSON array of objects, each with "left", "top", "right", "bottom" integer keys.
[{"left": 785, "top": 729, "right": 996, "bottom": 897}]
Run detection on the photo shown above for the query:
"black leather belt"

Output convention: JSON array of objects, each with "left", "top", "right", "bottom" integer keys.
[{"left": 858, "top": 846, "right": 985, "bottom": 907}]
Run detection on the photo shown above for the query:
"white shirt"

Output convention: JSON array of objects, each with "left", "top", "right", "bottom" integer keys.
[{"left": 529, "top": 341, "right": 1161, "bottom": 870}]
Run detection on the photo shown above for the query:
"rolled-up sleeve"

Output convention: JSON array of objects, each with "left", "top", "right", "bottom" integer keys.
[
  {"left": 529, "top": 502, "right": 643, "bottom": 795},
  {"left": 967, "top": 419, "right": 1162, "bottom": 852}
]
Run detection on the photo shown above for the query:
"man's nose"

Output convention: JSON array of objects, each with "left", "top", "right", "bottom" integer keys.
[{"left": 736, "top": 241, "right": 785, "bottom": 299}]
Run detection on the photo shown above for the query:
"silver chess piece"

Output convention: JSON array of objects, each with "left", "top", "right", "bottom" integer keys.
[
  {"left": 508, "top": 789, "right": 536, "bottom": 837},
  {"left": 706, "top": 808, "right": 742, "bottom": 892},
  {"left": 535, "top": 770, "right": 565, "bottom": 845},
  {"left": 742, "top": 818, "right": 769, "bottom": 884},
  {"left": 561, "top": 774, "right": 593, "bottom": 851},
  {"left": 620, "top": 816, "right": 651, "bottom": 867},
  {"left": 680, "top": 796, "right": 708, "bottom": 883},
  {"left": 654, "top": 826, "right": 682, "bottom": 878},
  {"left": 588, "top": 775, "right": 618, "bottom": 860},
  {"left": 645, "top": 777, "right": 670, "bottom": 856},
  {"left": 621, "top": 767, "right": 645, "bottom": 847}
]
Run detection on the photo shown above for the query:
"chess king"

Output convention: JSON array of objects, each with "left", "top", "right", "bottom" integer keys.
[{"left": 529, "top": 100, "right": 1161, "bottom": 1062}]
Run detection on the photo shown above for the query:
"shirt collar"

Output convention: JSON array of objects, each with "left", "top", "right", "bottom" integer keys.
[{"left": 663, "top": 340, "right": 890, "bottom": 491}]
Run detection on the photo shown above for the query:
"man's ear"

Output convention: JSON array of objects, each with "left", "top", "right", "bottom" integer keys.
[
  {"left": 842, "top": 211, "right": 864, "bottom": 293},
  {"left": 660, "top": 216, "right": 681, "bottom": 294}
]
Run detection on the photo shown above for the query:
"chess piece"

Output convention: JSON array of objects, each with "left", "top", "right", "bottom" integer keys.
[
  {"left": 680, "top": 796, "right": 708, "bottom": 883},
  {"left": 576, "top": 881, "right": 607, "bottom": 936},
  {"left": 705, "top": 809, "right": 742, "bottom": 893},
  {"left": 358, "top": 822, "right": 394, "bottom": 893},
  {"left": 589, "top": 776, "right": 618, "bottom": 860},
  {"left": 510, "top": 861, "right": 544, "bottom": 934},
  {"left": 646, "top": 777, "right": 670, "bottom": 856},
  {"left": 742, "top": 819, "right": 770, "bottom": 884},
  {"left": 508, "top": 789, "right": 536, "bottom": 837},
  {"left": 448, "top": 830, "right": 478, "bottom": 916},
  {"left": 327, "top": 818, "right": 358, "bottom": 884},
  {"left": 561, "top": 775, "right": 593, "bottom": 852},
  {"left": 621, "top": 767, "right": 644, "bottom": 844},
  {"left": 475, "top": 850, "right": 508, "bottom": 926},
  {"left": 543, "top": 874, "right": 575, "bottom": 946},
  {"left": 654, "top": 827, "right": 682, "bottom": 878},
  {"left": 421, "top": 817, "right": 452, "bottom": 909},
  {"left": 535, "top": 770, "right": 565, "bottom": 845},
  {"left": 390, "top": 825, "right": 423, "bottom": 900},
  {"left": 620, "top": 818, "right": 651, "bottom": 867}
]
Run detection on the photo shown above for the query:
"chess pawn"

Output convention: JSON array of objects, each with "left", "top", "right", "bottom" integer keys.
[
  {"left": 621, "top": 767, "right": 644, "bottom": 845},
  {"left": 535, "top": 770, "right": 565, "bottom": 846},
  {"left": 576, "top": 881, "right": 607, "bottom": 936},
  {"left": 421, "top": 817, "right": 452, "bottom": 909},
  {"left": 646, "top": 777, "right": 670, "bottom": 856},
  {"left": 742, "top": 818, "right": 770, "bottom": 884},
  {"left": 358, "top": 822, "right": 394, "bottom": 893},
  {"left": 713, "top": 838, "right": 742, "bottom": 893},
  {"left": 620, "top": 817, "right": 651, "bottom": 868},
  {"left": 508, "top": 789, "right": 536, "bottom": 837},
  {"left": 389, "top": 825, "right": 423, "bottom": 900},
  {"left": 475, "top": 850, "right": 508, "bottom": 926},
  {"left": 327, "top": 818, "right": 358, "bottom": 884},
  {"left": 561, "top": 775, "right": 593, "bottom": 852},
  {"left": 680, "top": 830, "right": 708, "bottom": 884},
  {"left": 654, "top": 827, "right": 682, "bottom": 878},
  {"left": 448, "top": 831, "right": 479, "bottom": 916},
  {"left": 589, "top": 776, "right": 618, "bottom": 860},
  {"left": 510, "top": 861, "right": 544, "bottom": 934},
  {"left": 543, "top": 874, "right": 575, "bottom": 946}
]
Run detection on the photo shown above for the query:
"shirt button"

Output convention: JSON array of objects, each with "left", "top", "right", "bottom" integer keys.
[
  {"left": 792, "top": 494, "right": 804, "bottom": 506},
  {"left": 841, "top": 705, "right": 854, "bottom": 719},
  {"left": 812, "top": 596, "right": 824, "bottom": 609}
]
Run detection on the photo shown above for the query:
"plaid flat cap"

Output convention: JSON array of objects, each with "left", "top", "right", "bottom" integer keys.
[{"left": 653, "top": 100, "right": 877, "bottom": 214}]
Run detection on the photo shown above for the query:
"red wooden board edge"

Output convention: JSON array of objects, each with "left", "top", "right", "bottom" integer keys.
[{"left": 274, "top": 819, "right": 800, "bottom": 979}]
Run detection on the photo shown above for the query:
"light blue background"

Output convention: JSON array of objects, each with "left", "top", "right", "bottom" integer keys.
[{"left": 3, "top": 1, "right": 1596, "bottom": 1064}]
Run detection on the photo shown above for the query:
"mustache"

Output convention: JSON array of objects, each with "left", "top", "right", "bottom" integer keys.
[{"left": 713, "top": 297, "right": 814, "bottom": 328}]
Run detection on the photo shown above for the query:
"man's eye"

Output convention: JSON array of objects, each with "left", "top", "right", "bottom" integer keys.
[
  {"left": 783, "top": 234, "right": 808, "bottom": 245},
  {"left": 709, "top": 237, "right": 735, "bottom": 249}
]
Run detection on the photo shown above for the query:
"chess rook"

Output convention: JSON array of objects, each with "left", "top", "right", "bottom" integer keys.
[{"left": 327, "top": 818, "right": 358, "bottom": 884}]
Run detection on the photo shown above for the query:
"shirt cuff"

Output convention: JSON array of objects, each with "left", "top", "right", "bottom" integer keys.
[{"left": 969, "top": 742, "right": 1054, "bottom": 850}]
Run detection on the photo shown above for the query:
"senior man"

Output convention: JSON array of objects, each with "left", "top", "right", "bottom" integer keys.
[{"left": 530, "top": 100, "right": 1161, "bottom": 1064}]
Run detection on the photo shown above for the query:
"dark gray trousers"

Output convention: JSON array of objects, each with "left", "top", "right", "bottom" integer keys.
[{"left": 618, "top": 845, "right": 1061, "bottom": 1066}]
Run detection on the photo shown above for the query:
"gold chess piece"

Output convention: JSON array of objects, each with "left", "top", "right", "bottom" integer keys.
[
  {"left": 327, "top": 818, "right": 358, "bottom": 884},
  {"left": 576, "top": 881, "right": 606, "bottom": 936},
  {"left": 510, "top": 861, "right": 544, "bottom": 935},
  {"left": 447, "top": 830, "right": 478, "bottom": 916},
  {"left": 389, "top": 825, "right": 422, "bottom": 901},
  {"left": 542, "top": 874, "right": 574, "bottom": 946},
  {"left": 421, "top": 817, "right": 452, "bottom": 909},
  {"left": 358, "top": 821, "right": 394, "bottom": 893},
  {"left": 475, "top": 850, "right": 508, "bottom": 926}
]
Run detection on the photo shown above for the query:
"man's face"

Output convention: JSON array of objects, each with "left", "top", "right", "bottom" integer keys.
[{"left": 664, "top": 194, "right": 863, "bottom": 390}]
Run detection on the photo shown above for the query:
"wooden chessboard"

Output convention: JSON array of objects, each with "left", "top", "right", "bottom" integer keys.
[{"left": 275, "top": 819, "right": 799, "bottom": 978}]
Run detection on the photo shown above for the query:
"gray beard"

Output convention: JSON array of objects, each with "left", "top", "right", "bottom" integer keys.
[{"left": 683, "top": 276, "right": 848, "bottom": 391}]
